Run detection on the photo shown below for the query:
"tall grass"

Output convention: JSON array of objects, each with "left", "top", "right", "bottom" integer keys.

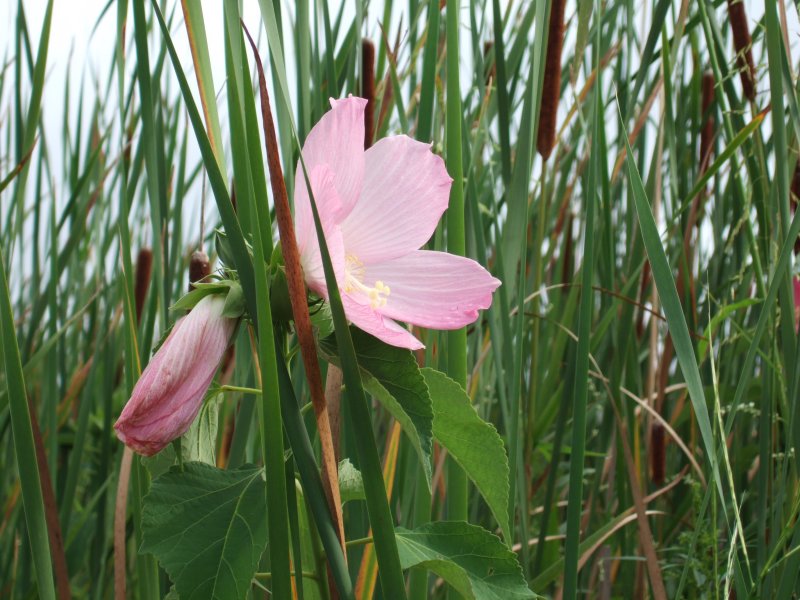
[{"left": 2, "top": 0, "right": 800, "bottom": 598}]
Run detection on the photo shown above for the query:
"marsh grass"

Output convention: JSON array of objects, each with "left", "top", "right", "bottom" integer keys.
[{"left": 2, "top": 0, "right": 800, "bottom": 598}]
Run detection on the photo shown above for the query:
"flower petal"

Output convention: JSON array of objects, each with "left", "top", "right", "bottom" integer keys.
[
  {"left": 362, "top": 250, "right": 501, "bottom": 329},
  {"left": 295, "top": 164, "right": 346, "bottom": 297},
  {"left": 341, "top": 135, "right": 452, "bottom": 263},
  {"left": 114, "top": 295, "right": 235, "bottom": 456},
  {"left": 342, "top": 294, "right": 424, "bottom": 350},
  {"left": 295, "top": 97, "right": 366, "bottom": 220}
]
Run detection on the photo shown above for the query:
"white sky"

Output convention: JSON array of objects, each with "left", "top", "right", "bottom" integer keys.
[{"left": 3, "top": 0, "right": 799, "bottom": 261}]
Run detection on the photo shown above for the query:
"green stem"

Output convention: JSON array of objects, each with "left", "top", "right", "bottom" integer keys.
[
  {"left": 563, "top": 30, "right": 601, "bottom": 600},
  {"left": 220, "top": 384, "right": 262, "bottom": 395},
  {"left": 445, "top": 0, "right": 468, "bottom": 525}
]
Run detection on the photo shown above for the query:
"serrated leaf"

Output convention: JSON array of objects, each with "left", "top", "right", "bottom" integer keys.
[
  {"left": 141, "top": 462, "right": 267, "bottom": 600},
  {"left": 141, "top": 445, "right": 177, "bottom": 480},
  {"left": 395, "top": 521, "right": 535, "bottom": 600},
  {"left": 338, "top": 458, "right": 365, "bottom": 503},
  {"left": 320, "top": 327, "right": 433, "bottom": 489},
  {"left": 422, "top": 368, "right": 511, "bottom": 541},
  {"left": 164, "top": 586, "right": 180, "bottom": 600}
]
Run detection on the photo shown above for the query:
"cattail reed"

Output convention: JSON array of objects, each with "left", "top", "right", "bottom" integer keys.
[
  {"left": 483, "top": 40, "right": 496, "bottom": 86},
  {"left": 134, "top": 248, "right": 152, "bottom": 324},
  {"left": 189, "top": 249, "right": 211, "bottom": 290},
  {"left": 561, "top": 212, "right": 574, "bottom": 284},
  {"left": 537, "top": 0, "right": 566, "bottom": 160},
  {"left": 650, "top": 423, "right": 665, "bottom": 485},
  {"left": 792, "top": 160, "right": 800, "bottom": 254},
  {"left": 362, "top": 39, "right": 376, "bottom": 149},
  {"left": 700, "top": 71, "right": 715, "bottom": 170},
  {"left": 727, "top": 0, "right": 756, "bottom": 101}
]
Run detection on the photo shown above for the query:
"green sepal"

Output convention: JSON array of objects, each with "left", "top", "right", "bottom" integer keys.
[
  {"left": 215, "top": 229, "right": 236, "bottom": 268},
  {"left": 169, "top": 279, "right": 246, "bottom": 318},
  {"left": 221, "top": 280, "right": 246, "bottom": 318},
  {"left": 268, "top": 266, "right": 293, "bottom": 322},
  {"left": 169, "top": 284, "right": 227, "bottom": 312}
]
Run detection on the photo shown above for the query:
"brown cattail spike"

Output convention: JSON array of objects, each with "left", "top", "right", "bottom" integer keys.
[
  {"left": 700, "top": 70, "right": 715, "bottom": 170},
  {"left": 189, "top": 250, "right": 211, "bottom": 290},
  {"left": 537, "top": 0, "right": 566, "bottom": 160},
  {"left": 362, "top": 39, "right": 376, "bottom": 149},
  {"left": 650, "top": 423, "right": 666, "bottom": 485},
  {"left": 483, "top": 40, "right": 496, "bottom": 87},
  {"left": 134, "top": 248, "right": 153, "bottom": 324},
  {"left": 727, "top": 0, "right": 757, "bottom": 101}
]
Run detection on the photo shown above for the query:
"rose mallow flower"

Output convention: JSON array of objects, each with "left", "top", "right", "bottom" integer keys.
[
  {"left": 294, "top": 97, "right": 501, "bottom": 350},
  {"left": 114, "top": 294, "right": 236, "bottom": 456}
]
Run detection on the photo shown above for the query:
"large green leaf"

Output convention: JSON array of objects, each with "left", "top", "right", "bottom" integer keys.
[
  {"left": 422, "top": 368, "right": 511, "bottom": 542},
  {"left": 141, "top": 462, "right": 267, "bottom": 600},
  {"left": 396, "top": 521, "right": 534, "bottom": 600},
  {"left": 320, "top": 327, "right": 433, "bottom": 488}
]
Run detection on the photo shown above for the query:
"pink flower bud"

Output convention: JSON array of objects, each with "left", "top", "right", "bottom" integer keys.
[{"left": 114, "top": 294, "right": 236, "bottom": 456}]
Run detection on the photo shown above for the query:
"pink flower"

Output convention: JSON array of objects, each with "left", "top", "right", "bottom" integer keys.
[
  {"left": 294, "top": 97, "right": 501, "bottom": 350},
  {"left": 114, "top": 294, "right": 236, "bottom": 456}
]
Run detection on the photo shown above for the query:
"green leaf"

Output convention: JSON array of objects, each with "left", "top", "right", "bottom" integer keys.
[
  {"left": 141, "top": 462, "right": 267, "bottom": 600},
  {"left": 141, "top": 445, "right": 177, "bottom": 481},
  {"left": 697, "top": 298, "right": 761, "bottom": 362},
  {"left": 422, "top": 368, "right": 511, "bottom": 542},
  {"left": 618, "top": 104, "right": 719, "bottom": 491},
  {"left": 338, "top": 458, "right": 365, "bottom": 504},
  {"left": 181, "top": 394, "right": 222, "bottom": 465},
  {"left": 170, "top": 286, "right": 226, "bottom": 312},
  {"left": 572, "top": 0, "right": 593, "bottom": 82},
  {"left": 221, "top": 281, "right": 246, "bottom": 319},
  {"left": 320, "top": 327, "right": 433, "bottom": 488},
  {"left": 396, "top": 522, "right": 534, "bottom": 600}
]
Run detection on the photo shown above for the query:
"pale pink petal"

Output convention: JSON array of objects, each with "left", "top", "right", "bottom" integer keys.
[
  {"left": 361, "top": 250, "right": 500, "bottom": 329},
  {"left": 295, "top": 97, "right": 366, "bottom": 220},
  {"left": 340, "top": 135, "right": 452, "bottom": 264},
  {"left": 114, "top": 295, "right": 235, "bottom": 456},
  {"left": 342, "top": 294, "right": 424, "bottom": 350},
  {"left": 295, "top": 164, "right": 346, "bottom": 297}
]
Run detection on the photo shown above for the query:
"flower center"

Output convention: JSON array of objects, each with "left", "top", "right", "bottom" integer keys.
[{"left": 344, "top": 254, "right": 390, "bottom": 309}]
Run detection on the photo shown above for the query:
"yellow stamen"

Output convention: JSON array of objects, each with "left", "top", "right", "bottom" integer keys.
[{"left": 344, "top": 254, "right": 390, "bottom": 309}]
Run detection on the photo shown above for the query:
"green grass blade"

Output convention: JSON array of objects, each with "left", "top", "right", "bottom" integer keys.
[{"left": 0, "top": 247, "right": 56, "bottom": 600}]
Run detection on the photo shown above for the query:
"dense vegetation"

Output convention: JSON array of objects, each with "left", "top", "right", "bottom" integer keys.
[{"left": 2, "top": 0, "right": 799, "bottom": 598}]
